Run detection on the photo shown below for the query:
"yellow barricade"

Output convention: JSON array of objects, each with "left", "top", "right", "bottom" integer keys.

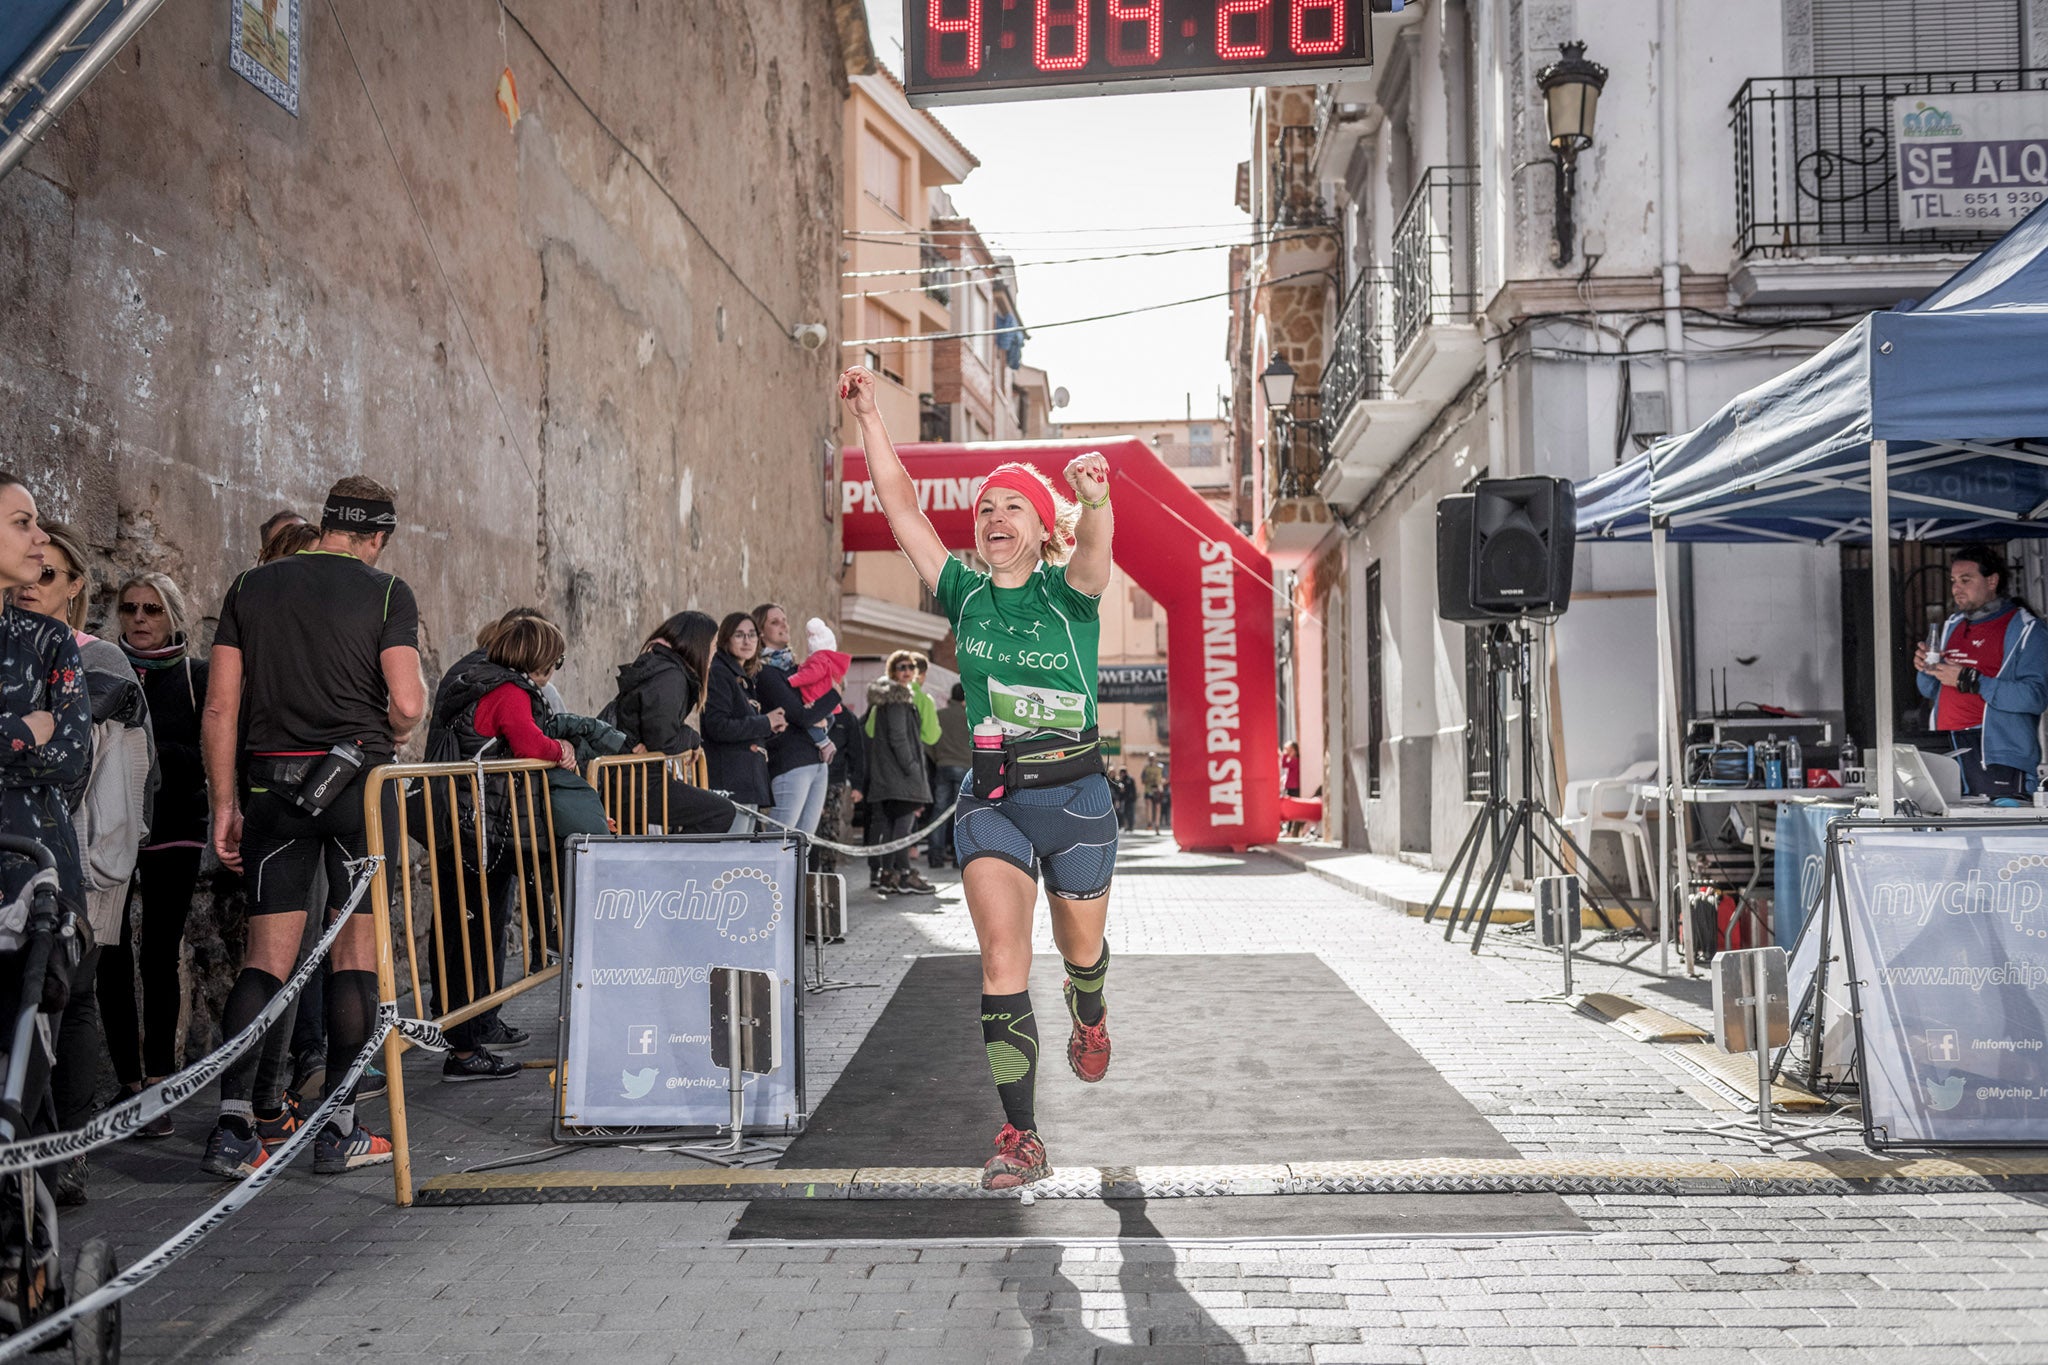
[
  {"left": 588, "top": 749, "right": 710, "bottom": 834},
  {"left": 361, "top": 757, "right": 563, "bottom": 1206},
  {"left": 362, "top": 749, "right": 715, "bottom": 1204}
]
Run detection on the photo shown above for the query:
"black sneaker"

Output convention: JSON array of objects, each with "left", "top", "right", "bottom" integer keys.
[
  {"left": 474, "top": 1019, "right": 530, "bottom": 1049},
  {"left": 442, "top": 1048, "right": 522, "bottom": 1083},
  {"left": 355, "top": 1063, "right": 387, "bottom": 1101}
]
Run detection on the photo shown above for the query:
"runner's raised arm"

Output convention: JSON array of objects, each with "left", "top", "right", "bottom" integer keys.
[{"left": 839, "top": 365, "right": 950, "bottom": 590}]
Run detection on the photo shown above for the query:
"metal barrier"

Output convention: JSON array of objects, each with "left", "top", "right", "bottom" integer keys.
[
  {"left": 361, "top": 757, "right": 563, "bottom": 1206},
  {"left": 361, "top": 749, "right": 716, "bottom": 1204},
  {"left": 588, "top": 749, "right": 709, "bottom": 835}
]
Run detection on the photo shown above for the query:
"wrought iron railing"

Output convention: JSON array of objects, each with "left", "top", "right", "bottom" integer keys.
[
  {"left": 1732, "top": 70, "right": 2048, "bottom": 258},
  {"left": 1391, "top": 166, "right": 1479, "bottom": 358},
  {"left": 1272, "top": 390, "right": 1325, "bottom": 500},
  {"left": 1268, "top": 124, "right": 1333, "bottom": 229},
  {"left": 920, "top": 237, "right": 952, "bottom": 305},
  {"left": 1321, "top": 270, "right": 1394, "bottom": 439}
]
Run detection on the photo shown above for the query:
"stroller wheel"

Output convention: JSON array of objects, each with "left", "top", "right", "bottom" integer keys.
[{"left": 66, "top": 1237, "right": 118, "bottom": 1364}]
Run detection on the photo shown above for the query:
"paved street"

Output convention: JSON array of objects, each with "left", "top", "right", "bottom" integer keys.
[{"left": 69, "top": 838, "right": 2048, "bottom": 1362}]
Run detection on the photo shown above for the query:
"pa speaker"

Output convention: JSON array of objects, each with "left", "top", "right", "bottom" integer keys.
[
  {"left": 1436, "top": 493, "right": 1517, "bottom": 625},
  {"left": 1469, "top": 476, "right": 1576, "bottom": 615}
]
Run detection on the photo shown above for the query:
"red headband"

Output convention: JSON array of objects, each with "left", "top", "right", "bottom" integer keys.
[{"left": 976, "top": 469, "right": 1068, "bottom": 548}]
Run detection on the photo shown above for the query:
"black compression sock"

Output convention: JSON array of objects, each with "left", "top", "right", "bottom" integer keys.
[
  {"left": 326, "top": 969, "right": 380, "bottom": 1113},
  {"left": 980, "top": 991, "right": 1039, "bottom": 1133},
  {"left": 1063, "top": 944, "right": 1108, "bottom": 1025},
  {"left": 217, "top": 967, "right": 285, "bottom": 1109}
]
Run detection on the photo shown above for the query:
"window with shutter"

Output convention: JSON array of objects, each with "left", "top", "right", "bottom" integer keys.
[{"left": 1811, "top": 0, "right": 2021, "bottom": 75}]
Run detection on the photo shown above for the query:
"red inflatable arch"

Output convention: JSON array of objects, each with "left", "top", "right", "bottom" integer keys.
[{"left": 840, "top": 439, "right": 1279, "bottom": 852}]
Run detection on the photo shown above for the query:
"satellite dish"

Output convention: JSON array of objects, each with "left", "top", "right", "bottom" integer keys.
[{"left": 1052, "top": 386, "right": 1070, "bottom": 409}]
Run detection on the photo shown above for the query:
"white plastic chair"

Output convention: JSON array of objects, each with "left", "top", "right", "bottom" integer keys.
[{"left": 1561, "top": 759, "right": 1659, "bottom": 898}]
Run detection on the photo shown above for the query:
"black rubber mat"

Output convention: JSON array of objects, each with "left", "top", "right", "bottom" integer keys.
[{"left": 732, "top": 953, "right": 1585, "bottom": 1240}]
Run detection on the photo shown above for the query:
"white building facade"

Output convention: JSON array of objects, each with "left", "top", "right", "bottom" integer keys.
[{"left": 1237, "top": 0, "right": 2048, "bottom": 864}]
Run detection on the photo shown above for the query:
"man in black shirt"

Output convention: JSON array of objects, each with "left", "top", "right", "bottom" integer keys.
[{"left": 200, "top": 475, "right": 427, "bottom": 1178}]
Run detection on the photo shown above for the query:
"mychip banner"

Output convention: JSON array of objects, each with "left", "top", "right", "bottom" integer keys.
[
  {"left": 1895, "top": 90, "right": 2048, "bottom": 231},
  {"left": 1835, "top": 825, "right": 2048, "bottom": 1146},
  {"left": 558, "top": 836, "right": 804, "bottom": 1133}
]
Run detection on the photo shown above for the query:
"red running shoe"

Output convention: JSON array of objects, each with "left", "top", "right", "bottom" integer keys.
[
  {"left": 981, "top": 1123, "right": 1049, "bottom": 1190},
  {"left": 1063, "top": 981, "right": 1112, "bottom": 1083}
]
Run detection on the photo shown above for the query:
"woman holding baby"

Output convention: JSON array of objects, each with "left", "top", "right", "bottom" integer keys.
[{"left": 751, "top": 602, "right": 848, "bottom": 839}]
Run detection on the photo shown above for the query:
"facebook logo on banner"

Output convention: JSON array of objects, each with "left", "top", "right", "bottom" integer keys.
[{"left": 627, "top": 1025, "right": 658, "bottom": 1056}]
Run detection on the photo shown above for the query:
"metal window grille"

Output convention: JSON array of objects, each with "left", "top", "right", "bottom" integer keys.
[
  {"left": 920, "top": 237, "right": 952, "bottom": 306},
  {"left": 1272, "top": 389, "right": 1325, "bottom": 499},
  {"left": 1321, "top": 269, "right": 1394, "bottom": 439},
  {"left": 1732, "top": 69, "right": 2048, "bottom": 258},
  {"left": 1267, "top": 125, "right": 1333, "bottom": 229},
  {"left": 1391, "top": 166, "right": 1479, "bottom": 359}
]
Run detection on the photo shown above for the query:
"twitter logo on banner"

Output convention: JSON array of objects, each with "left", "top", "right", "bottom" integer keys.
[{"left": 621, "top": 1067, "right": 658, "bottom": 1099}]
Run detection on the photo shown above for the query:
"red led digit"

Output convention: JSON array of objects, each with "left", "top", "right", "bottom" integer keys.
[
  {"left": 1290, "top": 0, "right": 1344, "bottom": 55},
  {"left": 1034, "top": 0, "right": 1088, "bottom": 70},
  {"left": 926, "top": 0, "right": 982, "bottom": 79},
  {"left": 1216, "top": 0, "right": 1272, "bottom": 59},
  {"left": 1106, "top": 0, "right": 1163, "bottom": 67}
]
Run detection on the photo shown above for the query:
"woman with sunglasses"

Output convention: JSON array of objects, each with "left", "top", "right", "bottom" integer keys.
[
  {"left": 840, "top": 367, "right": 1117, "bottom": 1191},
  {"left": 702, "top": 612, "right": 784, "bottom": 819},
  {"left": 101, "top": 571, "right": 209, "bottom": 1135}
]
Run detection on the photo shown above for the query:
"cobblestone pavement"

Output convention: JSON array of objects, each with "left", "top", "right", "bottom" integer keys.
[{"left": 62, "top": 837, "right": 2048, "bottom": 1363}]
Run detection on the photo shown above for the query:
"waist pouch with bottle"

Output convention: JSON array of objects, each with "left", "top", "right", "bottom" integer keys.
[
  {"left": 247, "top": 741, "right": 368, "bottom": 816},
  {"left": 971, "top": 727, "right": 1105, "bottom": 800}
]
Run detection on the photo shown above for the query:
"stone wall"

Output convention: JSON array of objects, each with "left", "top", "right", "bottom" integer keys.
[
  {"left": 3, "top": 0, "right": 859, "bottom": 1065},
  {"left": 7, "top": 0, "right": 852, "bottom": 707}
]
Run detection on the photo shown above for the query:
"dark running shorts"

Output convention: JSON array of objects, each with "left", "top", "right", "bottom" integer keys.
[{"left": 953, "top": 769, "right": 1118, "bottom": 900}]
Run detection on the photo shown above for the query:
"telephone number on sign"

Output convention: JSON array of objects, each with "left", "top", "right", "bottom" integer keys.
[{"left": 1962, "top": 190, "right": 2048, "bottom": 207}]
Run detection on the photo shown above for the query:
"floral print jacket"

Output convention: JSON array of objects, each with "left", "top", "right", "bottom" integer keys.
[{"left": 0, "top": 604, "right": 90, "bottom": 910}]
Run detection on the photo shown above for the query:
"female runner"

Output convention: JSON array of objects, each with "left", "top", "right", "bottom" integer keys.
[{"left": 840, "top": 365, "right": 1117, "bottom": 1189}]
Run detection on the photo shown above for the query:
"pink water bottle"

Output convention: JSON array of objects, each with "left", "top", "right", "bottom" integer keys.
[{"left": 973, "top": 720, "right": 1008, "bottom": 799}]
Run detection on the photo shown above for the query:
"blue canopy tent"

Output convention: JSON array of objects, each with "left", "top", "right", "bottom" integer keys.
[{"left": 1573, "top": 200, "right": 2048, "bottom": 969}]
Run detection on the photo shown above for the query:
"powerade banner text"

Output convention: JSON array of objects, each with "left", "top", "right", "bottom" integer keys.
[
  {"left": 1099, "top": 664, "right": 1168, "bottom": 704},
  {"left": 1836, "top": 825, "right": 2048, "bottom": 1145},
  {"left": 1896, "top": 90, "right": 2048, "bottom": 230},
  {"left": 841, "top": 439, "right": 1279, "bottom": 850},
  {"left": 559, "top": 837, "right": 803, "bottom": 1131}
]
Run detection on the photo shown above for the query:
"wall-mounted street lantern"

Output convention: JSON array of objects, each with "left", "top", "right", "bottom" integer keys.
[
  {"left": 1537, "top": 41, "right": 1608, "bottom": 268},
  {"left": 1259, "top": 354, "right": 1297, "bottom": 411}
]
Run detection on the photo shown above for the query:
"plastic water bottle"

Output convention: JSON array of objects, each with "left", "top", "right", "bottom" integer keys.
[
  {"left": 1840, "top": 734, "right": 1859, "bottom": 783},
  {"left": 1785, "top": 735, "right": 1804, "bottom": 789},
  {"left": 972, "top": 720, "right": 1008, "bottom": 799},
  {"left": 1762, "top": 735, "right": 1785, "bottom": 789}
]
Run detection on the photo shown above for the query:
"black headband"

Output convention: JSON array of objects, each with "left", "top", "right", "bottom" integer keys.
[{"left": 321, "top": 496, "right": 398, "bottom": 533}]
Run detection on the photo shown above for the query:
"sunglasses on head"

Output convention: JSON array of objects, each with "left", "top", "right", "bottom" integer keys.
[{"left": 117, "top": 601, "right": 167, "bottom": 617}]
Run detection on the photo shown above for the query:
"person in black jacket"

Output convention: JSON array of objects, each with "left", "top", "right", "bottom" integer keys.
[
  {"left": 607, "top": 610, "right": 738, "bottom": 834},
  {"left": 105, "top": 571, "right": 208, "bottom": 1137},
  {"left": 817, "top": 703, "right": 867, "bottom": 875},
  {"left": 611, "top": 610, "right": 715, "bottom": 756},
  {"left": 702, "top": 612, "right": 783, "bottom": 815}
]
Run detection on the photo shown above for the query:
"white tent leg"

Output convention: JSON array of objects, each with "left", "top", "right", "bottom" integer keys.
[
  {"left": 1872, "top": 440, "right": 1896, "bottom": 814},
  {"left": 1652, "top": 523, "right": 1680, "bottom": 977}
]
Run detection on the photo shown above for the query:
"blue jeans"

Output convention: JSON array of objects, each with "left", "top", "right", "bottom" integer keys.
[
  {"left": 926, "top": 765, "right": 968, "bottom": 861},
  {"left": 769, "top": 763, "right": 830, "bottom": 836}
]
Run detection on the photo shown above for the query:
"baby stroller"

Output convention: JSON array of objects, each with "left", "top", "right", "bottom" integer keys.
[{"left": 0, "top": 835, "right": 120, "bottom": 1362}]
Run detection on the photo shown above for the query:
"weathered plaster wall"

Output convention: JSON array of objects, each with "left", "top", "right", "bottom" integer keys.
[{"left": 5, "top": 0, "right": 850, "bottom": 712}]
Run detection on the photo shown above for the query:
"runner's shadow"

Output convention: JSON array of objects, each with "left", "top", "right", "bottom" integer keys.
[{"left": 1020, "top": 1198, "right": 1247, "bottom": 1363}]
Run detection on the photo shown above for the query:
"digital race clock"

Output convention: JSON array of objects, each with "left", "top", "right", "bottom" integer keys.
[{"left": 903, "top": 0, "right": 1374, "bottom": 106}]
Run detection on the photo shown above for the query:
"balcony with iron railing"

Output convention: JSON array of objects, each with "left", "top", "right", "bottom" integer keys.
[
  {"left": 1320, "top": 270, "right": 1394, "bottom": 441},
  {"left": 1256, "top": 389, "right": 1337, "bottom": 568},
  {"left": 1272, "top": 391, "right": 1326, "bottom": 500},
  {"left": 1733, "top": 69, "right": 2048, "bottom": 261},
  {"left": 1390, "top": 166, "right": 1480, "bottom": 358},
  {"left": 1267, "top": 124, "right": 1335, "bottom": 231}
]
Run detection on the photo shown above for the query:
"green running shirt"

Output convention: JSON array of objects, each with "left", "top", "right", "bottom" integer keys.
[{"left": 935, "top": 557, "right": 1101, "bottom": 736}]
